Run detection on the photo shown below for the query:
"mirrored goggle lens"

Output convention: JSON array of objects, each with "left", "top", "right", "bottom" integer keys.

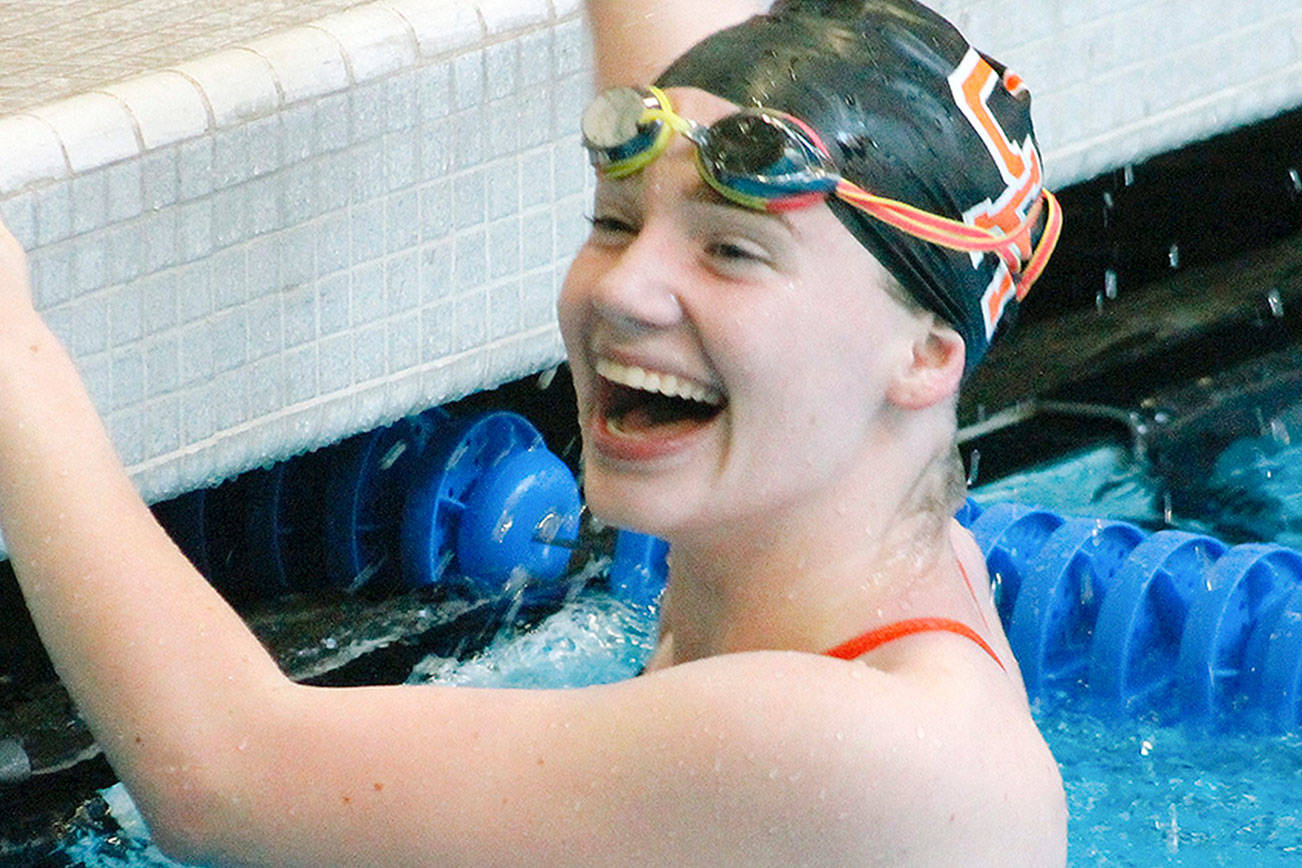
[
  {"left": 582, "top": 87, "right": 667, "bottom": 174},
  {"left": 700, "top": 112, "right": 838, "bottom": 200}
]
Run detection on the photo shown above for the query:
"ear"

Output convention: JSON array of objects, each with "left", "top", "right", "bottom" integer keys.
[{"left": 885, "top": 319, "right": 965, "bottom": 410}]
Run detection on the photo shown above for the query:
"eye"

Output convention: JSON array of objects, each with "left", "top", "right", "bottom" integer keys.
[
  {"left": 706, "top": 237, "right": 769, "bottom": 265},
  {"left": 586, "top": 214, "right": 639, "bottom": 248}
]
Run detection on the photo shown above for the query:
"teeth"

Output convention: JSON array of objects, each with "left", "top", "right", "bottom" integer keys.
[{"left": 596, "top": 358, "right": 723, "bottom": 406}]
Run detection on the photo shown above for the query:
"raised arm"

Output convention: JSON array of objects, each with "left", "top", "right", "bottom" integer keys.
[{"left": 585, "top": 0, "right": 771, "bottom": 88}]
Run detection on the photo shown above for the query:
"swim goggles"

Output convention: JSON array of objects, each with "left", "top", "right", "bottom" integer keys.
[{"left": 581, "top": 86, "right": 1061, "bottom": 291}]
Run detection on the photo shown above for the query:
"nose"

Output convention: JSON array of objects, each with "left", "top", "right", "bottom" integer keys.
[{"left": 583, "top": 226, "right": 686, "bottom": 334}]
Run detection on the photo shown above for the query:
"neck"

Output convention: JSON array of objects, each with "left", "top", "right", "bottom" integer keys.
[{"left": 660, "top": 424, "right": 961, "bottom": 663}]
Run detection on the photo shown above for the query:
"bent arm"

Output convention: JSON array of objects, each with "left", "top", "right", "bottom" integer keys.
[
  {"left": 0, "top": 222, "right": 290, "bottom": 848},
  {"left": 585, "top": 0, "right": 771, "bottom": 88}
]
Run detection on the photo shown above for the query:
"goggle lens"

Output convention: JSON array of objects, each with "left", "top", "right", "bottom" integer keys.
[
  {"left": 702, "top": 113, "right": 788, "bottom": 177},
  {"left": 581, "top": 87, "right": 672, "bottom": 178}
]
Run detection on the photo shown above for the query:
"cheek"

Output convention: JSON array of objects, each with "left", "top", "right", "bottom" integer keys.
[{"left": 557, "top": 252, "right": 597, "bottom": 347}]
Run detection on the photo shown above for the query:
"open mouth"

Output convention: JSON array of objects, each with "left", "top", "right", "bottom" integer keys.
[{"left": 595, "top": 358, "right": 725, "bottom": 438}]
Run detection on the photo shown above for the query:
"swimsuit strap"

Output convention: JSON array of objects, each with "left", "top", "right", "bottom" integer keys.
[{"left": 823, "top": 617, "right": 1006, "bottom": 671}]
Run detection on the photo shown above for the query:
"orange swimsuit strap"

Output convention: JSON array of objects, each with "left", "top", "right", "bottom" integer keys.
[
  {"left": 823, "top": 616, "right": 1006, "bottom": 671},
  {"left": 822, "top": 560, "right": 1005, "bottom": 669}
]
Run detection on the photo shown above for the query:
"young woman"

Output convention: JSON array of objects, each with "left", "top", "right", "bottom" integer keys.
[{"left": 0, "top": 1, "right": 1066, "bottom": 863}]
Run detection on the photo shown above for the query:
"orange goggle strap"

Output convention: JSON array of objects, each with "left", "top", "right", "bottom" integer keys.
[{"left": 1015, "top": 189, "right": 1061, "bottom": 296}]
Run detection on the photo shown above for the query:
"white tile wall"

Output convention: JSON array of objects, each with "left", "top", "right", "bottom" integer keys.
[
  {"left": 0, "top": 0, "right": 1299, "bottom": 510},
  {"left": 0, "top": 0, "right": 580, "bottom": 507},
  {"left": 928, "top": 0, "right": 1302, "bottom": 185}
]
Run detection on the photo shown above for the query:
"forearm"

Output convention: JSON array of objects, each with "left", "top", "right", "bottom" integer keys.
[
  {"left": 0, "top": 310, "right": 286, "bottom": 824},
  {"left": 584, "top": 0, "right": 771, "bottom": 87}
]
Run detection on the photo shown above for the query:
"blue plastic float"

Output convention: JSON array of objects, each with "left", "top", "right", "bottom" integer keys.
[
  {"left": 968, "top": 502, "right": 1064, "bottom": 626},
  {"left": 323, "top": 408, "right": 450, "bottom": 593},
  {"left": 1006, "top": 517, "right": 1145, "bottom": 697},
  {"left": 961, "top": 499, "right": 1302, "bottom": 729},
  {"left": 1177, "top": 545, "right": 1302, "bottom": 724},
  {"left": 240, "top": 450, "right": 331, "bottom": 593},
  {"left": 609, "top": 531, "right": 671, "bottom": 606},
  {"left": 401, "top": 410, "right": 582, "bottom": 600},
  {"left": 1244, "top": 584, "right": 1302, "bottom": 730}
]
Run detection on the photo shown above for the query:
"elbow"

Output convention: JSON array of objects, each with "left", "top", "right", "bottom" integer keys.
[
  {"left": 129, "top": 771, "right": 249, "bottom": 866},
  {"left": 110, "top": 680, "right": 307, "bottom": 864},
  {"left": 147, "top": 808, "right": 222, "bottom": 867},
  {"left": 114, "top": 730, "right": 274, "bottom": 865}
]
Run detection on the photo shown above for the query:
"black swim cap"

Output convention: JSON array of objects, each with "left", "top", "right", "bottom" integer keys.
[{"left": 656, "top": 0, "right": 1054, "bottom": 371}]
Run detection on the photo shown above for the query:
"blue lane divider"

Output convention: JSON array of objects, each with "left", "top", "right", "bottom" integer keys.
[
  {"left": 1243, "top": 585, "right": 1302, "bottom": 731},
  {"left": 961, "top": 499, "right": 1302, "bottom": 730},
  {"left": 158, "top": 406, "right": 668, "bottom": 606},
  {"left": 1177, "top": 545, "right": 1302, "bottom": 725},
  {"left": 1007, "top": 518, "right": 1145, "bottom": 697},
  {"left": 1089, "top": 531, "right": 1227, "bottom": 716},
  {"left": 969, "top": 503, "right": 1065, "bottom": 627},
  {"left": 323, "top": 408, "right": 450, "bottom": 594},
  {"left": 609, "top": 532, "right": 670, "bottom": 606},
  {"left": 241, "top": 450, "right": 332, "bottom": 594},
  {"left": 402, "top": 410, "right": 583, "bottom": 601}
]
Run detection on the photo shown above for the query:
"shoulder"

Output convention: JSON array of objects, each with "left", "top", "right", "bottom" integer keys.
[{"left": 618, "top": 649, "right": 1066, "bottom": 865}]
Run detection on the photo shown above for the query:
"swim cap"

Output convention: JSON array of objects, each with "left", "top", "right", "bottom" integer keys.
[{"left": 656, "top": 0, "right": 1055, "bottom": 371}]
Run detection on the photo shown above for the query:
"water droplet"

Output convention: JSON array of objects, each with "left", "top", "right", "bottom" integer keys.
[
  {"left": 1289, "top": 168, "right": 1301, "bottom": 194},
  {"left": 1270, "top": 416, "right": 1291, "bottom": 446},
  {"left": 1266, "top": 288, "right": 1284, "bottom": 318},
  {"left": 966, "top": 449, "right": 981, "bottom": 487},
  {"left": 1140, "top": 739, "right": 1154, "bottom": 756},
  {"left": 1104, "top": 269, "right": 1118, "bottom": 300},
  {"left": 1123, "top": 165, "right": 1135, "bottom": 186},
  {"left": 1168, "top": 243, "right": 1180, "bottom": 269}
]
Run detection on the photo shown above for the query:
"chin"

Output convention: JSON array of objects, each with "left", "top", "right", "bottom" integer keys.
[{"left": 582, "top": 461, "right": 695, "bottom": 540}]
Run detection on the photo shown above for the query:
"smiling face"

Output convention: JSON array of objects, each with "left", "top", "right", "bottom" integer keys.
[{"left": 559, "top": 88, "right": 941, "bottom": 543}]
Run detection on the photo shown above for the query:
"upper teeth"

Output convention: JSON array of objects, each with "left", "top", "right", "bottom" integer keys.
[{"left": 596, "top": 358, "right": 723, "bottom": 406}]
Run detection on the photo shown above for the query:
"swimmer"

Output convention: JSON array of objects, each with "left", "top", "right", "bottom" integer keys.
[{"left": 0, "top": 0, "right": 1066, "bottom": 864}]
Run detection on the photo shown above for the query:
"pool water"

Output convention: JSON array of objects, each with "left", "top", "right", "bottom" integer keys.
[
  {"left": 974, "top": 432, "right": 1302, "bottom": 865},
  {"left": 42, "top": 431, "right": 1302, "bottom": 865}
]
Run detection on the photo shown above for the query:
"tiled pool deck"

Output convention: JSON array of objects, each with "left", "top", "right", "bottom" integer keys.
[
  {"left": 0, "top": 0, "right": 1298, "bottom": 522},
  {"left": 0, "top": 0, "right": 366, "bottom": 117}
]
